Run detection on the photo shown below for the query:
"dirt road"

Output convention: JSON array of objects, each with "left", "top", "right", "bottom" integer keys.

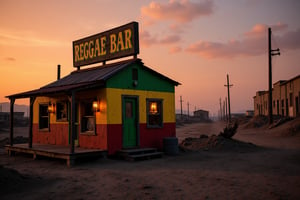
[{"left": 1, "top": 121, "right": 300, "bottom": 200}]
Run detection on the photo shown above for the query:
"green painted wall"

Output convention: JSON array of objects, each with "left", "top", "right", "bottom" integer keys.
[{"left": 106, "top": 63, "right": 175, "bottom": 92}]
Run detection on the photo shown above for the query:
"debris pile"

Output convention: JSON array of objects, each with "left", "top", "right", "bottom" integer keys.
[
  {"left": 0, "top": 136, "right": 28, "bottom": 148},
  {"left": 218, "top": 122, "right": 238, "bottom": 138},
  {"left": 180, "top": 131, "right": 259, "bottom": 152}
]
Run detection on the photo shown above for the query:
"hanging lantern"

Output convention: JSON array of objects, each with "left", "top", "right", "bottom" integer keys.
[
  {"left": 93, "top": 100, "right": 100, "bottom": 112},
  {"left": 48, "top": 103, "right": 56, "bottom": 114},
  {"left": 150, "top": 102, "right": 158, "bottom": 114}
]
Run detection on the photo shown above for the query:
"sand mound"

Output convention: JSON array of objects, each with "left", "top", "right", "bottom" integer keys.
[
  {"left": 0, "top": 136, "right": 28, "bottom": 148},
  {"left": 269, "top": 117, "right": 300, "bottom": 136},
  {"left": 180, "top": 134, "right": 259, "bottom": 152},
  {"left": 0, "top": 166, "right": 30, "bottom": 195},
  {"left": 242, "top": 116, "right": 268, "bottom": 129},
  {"left": 287, "top": 117, "right": 300, "bottom": 134},
  {"left": 242, "top": 116, "right": 300, "bottom": 135}
]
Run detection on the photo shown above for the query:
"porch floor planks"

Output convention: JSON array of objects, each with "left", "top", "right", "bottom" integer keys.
[{"left": 5, "top": 143, "right": 106, "bottom": 167}]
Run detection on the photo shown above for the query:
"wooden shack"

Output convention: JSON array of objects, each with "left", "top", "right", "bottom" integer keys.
[{"left": 6, "top": 22, "right": 179, "bottom": 164}]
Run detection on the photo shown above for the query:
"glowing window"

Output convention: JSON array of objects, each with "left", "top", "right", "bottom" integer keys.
[{"left": 147, "top": 99, "right": 163, "bottom": 128}]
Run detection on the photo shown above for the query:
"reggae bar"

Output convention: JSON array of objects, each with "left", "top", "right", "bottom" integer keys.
[{"left": 6, "top": 22, "right": 180, "bottom": 166}]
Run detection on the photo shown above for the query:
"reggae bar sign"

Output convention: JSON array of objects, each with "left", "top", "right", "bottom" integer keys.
[{"left": 73, "top": 22, "right": 139, "bottom": 68}]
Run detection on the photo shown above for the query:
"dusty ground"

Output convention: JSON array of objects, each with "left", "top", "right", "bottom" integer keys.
[{"left": 1, "top": 119, "right": 300, "bottom": 200}]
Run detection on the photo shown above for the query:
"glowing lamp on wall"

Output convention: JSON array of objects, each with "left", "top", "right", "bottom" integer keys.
[
  {"left": 150, "top": 102, "right": 158, "bottom": 114},
  {"left": 48, "top": 103, "right": 56, "bottom": 114},
  {"left": 93, "top": 100, "right": 100, "bottom": 112}
]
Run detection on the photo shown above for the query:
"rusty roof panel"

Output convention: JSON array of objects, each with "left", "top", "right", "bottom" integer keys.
[
  {"left": 43, "top": 59, "right": 136, "bottom": 88},
  {"left": 7, "top": 58, "right": 180, "bottom": 99}
]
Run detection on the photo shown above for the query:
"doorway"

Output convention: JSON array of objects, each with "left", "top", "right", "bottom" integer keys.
[{"left": 122, "top": 96, "right": 139, "bottom": 148}]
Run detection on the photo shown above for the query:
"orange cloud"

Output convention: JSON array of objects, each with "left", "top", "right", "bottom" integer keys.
[
  {"left": 0, "top": 29, "right": 68, "bottom": 47},
  {"left": 141, "top": 0, "right": 214, "bottom": 23},
  {"left": 169, "top": 46, "right": 182, "bottom": 54},
  {"left": 4, "top": 57, "right": 16, "bottom": 62},
  {"left": 186, "top": 23, "right": 300, "bottom": 59}
]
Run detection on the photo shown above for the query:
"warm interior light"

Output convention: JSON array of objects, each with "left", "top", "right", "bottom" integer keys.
[
  {"left": 48, "top": 103, "right": 55, "bottom": 114},
  {"left": 93, "top": 100, "right": 100, "bottom": 112},
  {"left": 150, "top": 102, "right": 158, "bottom": 114}
]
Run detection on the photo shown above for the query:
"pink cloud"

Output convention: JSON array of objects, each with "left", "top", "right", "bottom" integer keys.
[
  {"left": 140, "top": 30, "right": 181, "bottom": 47},
  {"left": 141, "top": 0, "right": 214, "bottom": 23},
  {"left": 244, "top": 22, "right": 288, "bottom": 38},
  {"left": 169, "top": 46, "right": 182, "bottom": 54},
  {"left": 186, "top": 23, "right": 300, "bottom": 59},
  {"left": 139, "top": 30, "right": 158, "bottom": 47},
  {"left": 160, "top": 34, "right": 181, "bottom": 44}
]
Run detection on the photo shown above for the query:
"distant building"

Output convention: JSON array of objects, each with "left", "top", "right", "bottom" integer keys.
[
  {"left": 253, "top": 74, "right": 300, "bottom": 117},
  {"left": 0, "top": 112, "right": 9, "bottom": 122},
  {"left": 193, "top": 109, "right": 209, "bottom": 120},
  {"left": 245, "top": 110, "right": 254, "bottom": 117},
  {"left": 0, "top": 112, "right": 24, "bottom": 121}
]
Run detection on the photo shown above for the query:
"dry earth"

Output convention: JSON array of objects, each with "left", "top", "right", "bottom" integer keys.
[{"left": 1, "top": 118, "right": 300, "bottom": 200}]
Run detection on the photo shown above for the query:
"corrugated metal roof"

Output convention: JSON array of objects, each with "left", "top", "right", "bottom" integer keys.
[
  {"left": 42, "top": 59, "right": 136, "bottom": 88},
  {"left": 7, "top": 58, "right": 180, "bottom": 99}
]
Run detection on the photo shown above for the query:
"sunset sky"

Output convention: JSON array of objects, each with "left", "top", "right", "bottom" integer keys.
[{"left": 1, "top": 0, "right": 299, "bottom": 117}]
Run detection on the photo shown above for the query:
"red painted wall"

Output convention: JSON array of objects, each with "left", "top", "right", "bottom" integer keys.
[
  {"left": 79, "top": 124, "right": 108, "bottom": 150},
  {"left": 33, "top": 122, "right": 176, "bottom": 155},
  {"left": 107, "top": 124, "right": 123, "bottom": 155},
  {"left": 106, "top": 122, "right": 176, "bottom": 155},
  {"left": 139, "top": 122, "right": 176, "bottom": 150},
  {"left": 32, "top": 123, "right": 108, "bottom": 150},
  {"left": 33, "top": 124, "right": 69, "bottom": 146}
]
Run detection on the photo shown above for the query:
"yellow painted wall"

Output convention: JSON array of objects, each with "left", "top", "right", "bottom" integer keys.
[
  {"left": 76, "top": 89, "right": 107, "bottom": 125},
  {"left": 33, "top": 88, "right": 108, "bottom": 125},
  {"left": 106, "top": 88, "right": 175, "bottom": 124},
  {"left": 32, "top": 88, "right": 175, "bottom": 125}
]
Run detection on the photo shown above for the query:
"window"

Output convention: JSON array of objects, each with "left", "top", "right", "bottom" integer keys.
[
  {"left": 147, "top": 99, "right": 163, "bottom": 128},
  {"left": 132, "top": 68, "right": 138, "bottom": 80},
  {"left": 281, "top": 99, "right": 284, "bottom": 116},
  {"left": 290, "top": 93, "right": 293, "bottom": 106},
  {"left": 56, "top": 101, "right": 68, "bottom": 121},
  {"left": 81, "top": 101, "right": 96, "bottom": 134},
  {"left": 39, "top": 104, "right": 49, "bottom": 130},
  {"left": 286, "top": 99, "right": 289, "bottom": 116}
]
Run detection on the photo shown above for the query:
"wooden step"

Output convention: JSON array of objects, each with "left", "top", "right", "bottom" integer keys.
[{"left": 117, "top": 148, "right": 163, "bottom": 161}]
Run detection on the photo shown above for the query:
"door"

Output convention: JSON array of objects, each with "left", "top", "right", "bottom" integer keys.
[{"left": 123, "top": 97, "right": 138, "bottom": 148}]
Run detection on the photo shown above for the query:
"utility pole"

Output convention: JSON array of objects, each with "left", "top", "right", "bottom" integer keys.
[
  {"left": 180, "top": 96, "right": 184, "bottom": 120},
  {"left": 223, "top": 100, "right": 226, "bottom": 121},
  {"left": 268, "top": 27, "right": 280, "bottom": 124},
  {"left": 225, "top": 97, "right": 228, "bottom": 122},
  {"left": 219, "top": 98, "right": 222, "bottom": 120},
  {"left": 224, "top": 74, "right": 233, "bottom": 122},
  {"left": 187, "top": 102, "right": 190, "bottom": 118}
]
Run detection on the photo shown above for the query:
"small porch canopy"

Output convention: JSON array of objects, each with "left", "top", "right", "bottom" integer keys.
[{"left": 6, "top": 59, "right": 139, "bottom": 154}]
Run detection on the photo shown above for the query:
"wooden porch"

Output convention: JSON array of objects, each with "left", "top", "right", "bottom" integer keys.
[{"left": 5, "top": 143, "right": 106, "bottom": 167}]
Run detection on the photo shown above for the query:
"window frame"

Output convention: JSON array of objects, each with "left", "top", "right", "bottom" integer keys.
[
  {"left": 146, "top": 98, "right": 163, "bottom": 128},
  {"left": 80, "top": 101, "right": 96, "bottom": 135},
  {"left": 39, "top": 103, "right": 49, "bottom": 131},
  {"left": 56, "top": 101, "right": 69, "bottom": 122}
]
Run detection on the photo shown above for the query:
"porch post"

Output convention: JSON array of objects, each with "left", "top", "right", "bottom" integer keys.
[
  {"left": 70, "top": 91, "right": 76, "bottom": 154},
  {"left": 28, "top": 97, "right": 36, "bottom": 148},
  {"left": 9, "top": 98, "right": 15, "bottom": 146}
]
